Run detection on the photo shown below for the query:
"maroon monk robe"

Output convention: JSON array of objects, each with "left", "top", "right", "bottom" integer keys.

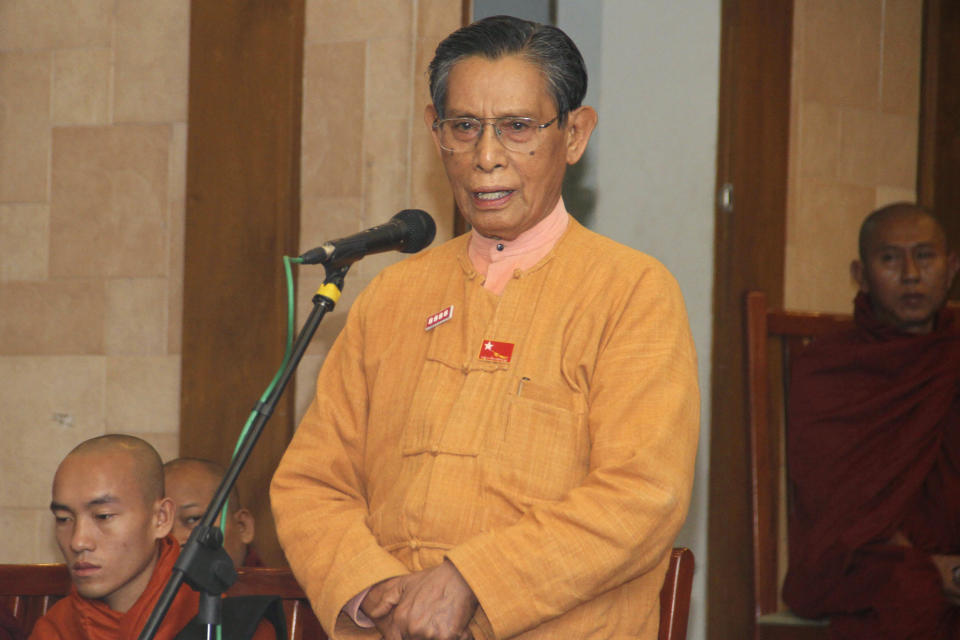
[
  {"left": 0, "top": 605, "right": 25, "bottom": 640},
  {"left": 783, "top": 292, "right": 960, "bottom": 639}
]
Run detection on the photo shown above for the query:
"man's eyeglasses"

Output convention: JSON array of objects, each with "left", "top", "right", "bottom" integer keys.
[{"left": 432, "top": 115, "right": 559, "bottom": 153}]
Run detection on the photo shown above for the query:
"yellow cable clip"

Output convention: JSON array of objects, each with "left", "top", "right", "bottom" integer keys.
[{"left": 315, "top": 282, "right": 342, "bottom": 303}]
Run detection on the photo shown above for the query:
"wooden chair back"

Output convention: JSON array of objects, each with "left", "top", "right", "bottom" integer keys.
[
  {"left": 745, "top": 291, "right": 850, "bottom": 639},
  {"left": 0, "top": 563, "right": 70, "bottom": 637},
  {"left": 659, "top": 547, "right": 695, "bottom": 640},
  {"left": 0, "top": 564, "right": 326, "bottom": 639},
  {"left": 747, "top": 291, "right": 960, "bottom": 640}
]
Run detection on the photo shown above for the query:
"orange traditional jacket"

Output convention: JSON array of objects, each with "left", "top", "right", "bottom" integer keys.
[{"left": 271, "top": 218, "right": 700, "bottom": 639}]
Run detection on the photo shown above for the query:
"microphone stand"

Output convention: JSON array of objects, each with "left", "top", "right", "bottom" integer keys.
[{"left": 137, "top": 264, "right": 351, "bottom": 640}]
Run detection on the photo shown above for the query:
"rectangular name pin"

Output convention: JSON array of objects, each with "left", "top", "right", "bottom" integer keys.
[
  {"left": 478, "top": 339, "right": 515, "bottom": 363},
  {"left": 425, "top": 305, "right": 454, "bottom": 331}
]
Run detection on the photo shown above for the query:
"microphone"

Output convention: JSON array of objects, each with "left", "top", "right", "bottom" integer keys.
[{"left": 299, "top": 209, "right": 436, "bottom": 267}]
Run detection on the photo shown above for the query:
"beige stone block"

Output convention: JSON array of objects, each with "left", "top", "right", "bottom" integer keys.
[
  {"left": 0, "top": 508, "right": 61, "bottom": 563},
  {"left": 105, "top": 278, "right": 168, "bottom": 355},
  {"left": 302, "top": 42, "right": 366, "bottom": 199},
  {"left": 0, "top": 356, "right": 106, "bottom": 508},
  {"left": 366, "top": 39, "right": 414, "bottom": 117},
  {"left": 0, "top": 52, "right": 51, "bottom": 203},
  {"left": 0, "top": 281, "right": 105, "bottom": 354},
  {"left": 800, "top": 0, "right": 881, "bottom": 109},
  {"left": 50, "top": 125, "right": 170, "bottom": 278},
  {"left": 0, "top": 204, "right": 49, "bottom": 281},
  {"left": 784, "top": 178, "right": 875, "bottom": 312},
  {"left": 51, "top": 48, "right": 112, "bottom": 125},
  {"left": 797, "top": 101, "right": 840, "bottom": 179},
  {"left": 114, "top": 0, "right": 190, "bottom": 123},
  {"left": 416, "top": 38, "right": 439, "bottom": 110},
  {"left": 305, "top": 0, "right": 412, "bottom": 43},
  {"left": 411, "top": 118, "right": 455, "bottom": 241},
  {"left": 881, "top": 0, "right": 922, "bottom": 116},
  {"left": 418, "top": 0, "right": 464, "bottom": 40},
  {"left": 0, "top": 0, "right": 113, "bottom": 50},
  {"left": 364, "top": 119, "right": 410, "bottom": 225},
  {"left": 37, "top": 509, "right": 62, "bottom": 562},
  {"left": 105, "top": 356, "right": 180, "bottom": 434},
  {"left": 837, "top": 108, "right": 917, "bottom": 189},
  {"left": 874, "top": 186, "right": 916, "bottom": 209},
  {"left": 168, "top": 124, "right": 187, "bottom": 354},
  {"left": 300, "top": 197, "right": 364, "bottom": 253}
]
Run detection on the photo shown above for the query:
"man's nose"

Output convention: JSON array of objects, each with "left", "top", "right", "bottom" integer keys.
[
  {"left": 902, "top": 255, "right": 921, "bottom": 281},
  {"left": 474, "top": 122, "right": 506, "bottom": 171},
  {"left": 70, "top": 518, "right": 95, "bottom": 553}
]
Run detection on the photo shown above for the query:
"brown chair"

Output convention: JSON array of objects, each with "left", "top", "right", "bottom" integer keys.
[
  {"left": 745, "top": 290, "right": 850, "bottom": 640},
  {"left": 0, "top": 563, "right": 70, "bottom": 638},
  {"left": 659, "top": 546, "right": 695, "bottom": 640},
  {"left": 0, "top": 564, "right": 326, "bottom": 639}
]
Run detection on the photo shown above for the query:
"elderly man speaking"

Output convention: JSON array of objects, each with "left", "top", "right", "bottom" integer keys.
[{"left": 271, "top": 15, "right": 699, "bottom": 640}]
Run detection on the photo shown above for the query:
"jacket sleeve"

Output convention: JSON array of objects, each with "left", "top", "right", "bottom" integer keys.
[
  {"left": 446, "top": 265, "right": 700, "bottom": 638},
  {"left": 269, "top": 285, "right": 409, "bottom": 637}
]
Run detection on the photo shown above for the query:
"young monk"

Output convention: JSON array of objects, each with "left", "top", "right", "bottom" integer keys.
[
  {"left": 783, "top": 204, "right": 960, "bottom": 638},
  {"left": 30, "top": 435, "right": 278, "bottom": 640}
]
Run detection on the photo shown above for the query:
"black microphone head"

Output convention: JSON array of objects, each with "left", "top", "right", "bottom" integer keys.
[{"left": 393, "top": 209, "right": 436, "bottom": 254}]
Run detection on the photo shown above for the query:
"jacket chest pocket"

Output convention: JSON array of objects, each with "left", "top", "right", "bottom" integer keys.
[{"left": 493, "top": 380, "right": 588, "bottom": 501}]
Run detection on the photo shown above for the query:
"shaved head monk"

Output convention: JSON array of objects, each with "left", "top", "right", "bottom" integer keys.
[
  {"left": 783, "top": 203, "right": 960, "bottom": 638},
  {"left": 163, "top": 458, "right": 260, "bottom": 568},
  {"left": 30, "top": 436, "right": 278, "bottom": 640}
]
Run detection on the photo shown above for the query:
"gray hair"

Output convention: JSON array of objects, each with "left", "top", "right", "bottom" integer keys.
[{"left": 427, "top": 15, "right": 588, "bottom": 126}]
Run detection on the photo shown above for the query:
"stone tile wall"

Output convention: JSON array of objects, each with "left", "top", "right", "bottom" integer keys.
[
  {"left": 293, "top": 0, "right": 460, "bottom": 416},
  {"left": 0, "top": 0, "right": 189, "bottom": 562},
  {"left": 0, "top": 0, "right": 460, "bottom": 563},
  {"left": 785, "top": 0, "right": 923, "bottom": 312}
]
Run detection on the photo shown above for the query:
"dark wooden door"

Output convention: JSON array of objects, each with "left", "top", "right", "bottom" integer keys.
[{"left": 708, "top": 1, "right": 793, "bottom": 638}]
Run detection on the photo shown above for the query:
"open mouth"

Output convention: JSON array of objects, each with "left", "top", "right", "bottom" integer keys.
[{"left": 475, "top": 190, "right": 511, "bottom": 200}]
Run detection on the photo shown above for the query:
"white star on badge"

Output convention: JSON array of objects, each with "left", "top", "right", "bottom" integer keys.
[{"left": 484, "top": 341, "right": 494, "bottom": 350}]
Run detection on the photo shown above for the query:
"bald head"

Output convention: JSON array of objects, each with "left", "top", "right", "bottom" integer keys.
[
  {"left": 65, "top": 434, "right": 164, "bottom": 505},
  {"left": 852, "top": 202, "right": 959, "bottom": 334},
  {"left": 858, "top": 203, "right": 948, "bottom": 262},
  {"left": 163, "top": 457, "right": 242, "bottom": 513},
  {"left": 163, "top": 457, "right": 255, "bottom": 567}
]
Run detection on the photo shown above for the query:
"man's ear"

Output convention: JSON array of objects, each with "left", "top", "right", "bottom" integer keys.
[
  {"left": 947, "top": 252, "right": 959, "bottom": 289},
  {"left": 564, "top": 105, "right": 598, "bottom": 165},
  {"left": 154, "top": 497, "right": 175, "bottom": 540},
  {"left": 851, "top": 259, "right": 869, "bottom": 292},
  {"left": 232, "top": 508, "right": 256, "bottom": 545}
]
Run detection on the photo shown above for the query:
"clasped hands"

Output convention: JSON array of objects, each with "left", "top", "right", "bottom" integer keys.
[
  {"left": 360, "top": 559, "right": 478, "bottom": 640},
  {"left": 889, "top": 530, "right": 960, "bottom": 605}
]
